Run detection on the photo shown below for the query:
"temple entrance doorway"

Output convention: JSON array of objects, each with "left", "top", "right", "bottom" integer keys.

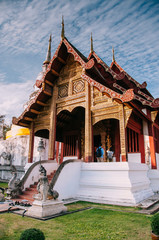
[
  {"left": 63, "top": 131, "right": 79, "bottom": 158},
  {"left": 94, "top": 135, "right": 101, "bottom": 147},
  {"left": 56, "top": 107, "right": 85, "bottom": 162},
  {"left": 93, "top": 119, "right": 120, "bottom": 162},
  {"left": 94, "top": 135, "right": 101, "bottom": 162},
  {"left": 34, "top": 129, "right": 49, "bottom": 162}
]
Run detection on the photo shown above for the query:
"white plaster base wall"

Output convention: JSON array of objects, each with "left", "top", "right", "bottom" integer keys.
[
  {"left": 148, "top": 154, "right": 159, "bottom": 192},
  {"left": 128, "top": 153, "right": 141, "bottom": 164},
  {"left": 156, "top": 153, "right": 159, "bottom": 170},
  {"left": 63, "top": 156, "right": 78, "bottom": 161},
  {"left": 53, "top": 161, "right": 154, "bottom": 206},
  {"left": 0, "top": 165, "right": 25, "bottom": 181},
  {"left": 76, "top": 162, "right": 153, "bottom": 206},
  {"left": 0, "top": 136, "right": 49, "bottom": 167},
  {"left": 148, "top": 169, "right": 159, "bottom": 192},
  {"left": 54, "top": 162, "right": 82, "bottom": 200}
]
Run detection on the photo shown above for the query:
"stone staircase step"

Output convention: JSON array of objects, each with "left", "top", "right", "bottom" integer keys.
[
  {"left": 16, "top": 196, "right": 34, "bottom": 202},
  {"left": 22, "top": 192, "right": 37, "bottom": 196},
  {"left": 138, "top": 195, "right": 159, "bottom": 209},
  {"left": 48, "top": 179, "right": 52, "bottom": 182},
  {"left": 149, "top": 204, "right": 159, "bottom": 214},
  {"left": 138, "top": 194, "right": 159, "bottom": 215},
  {"left": 20, "top": 193, "right": 34, "bottom": 197},
  {"left": 25, "top": 187, "right": 37, "bottom": 192},
  {"left": 13, "top": 170, "right": 56, "bottom": 203},
  {"left": 138, "top": 203, "right": 159, "bottom": 215},
  {"left": 49, "top": 173, "right": 55, "bottom": 176},
  {"left": 18, "top": 197, "right": 34, "bottom": 201}
]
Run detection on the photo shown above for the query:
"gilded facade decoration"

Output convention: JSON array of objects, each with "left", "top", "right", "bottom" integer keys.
[
  {"left": 56, "top": 94, "right": 85, "bottom": 115},
  {"left": 119, "top": 105, "right": 127, "bottom": 158},
  {"left": 34, "top": 103, "right": 51, "bottom": 132},
  {"left": 58, "top": 84, "right": 68, "bottom": 98},
  {"left": 151, "top": 111, "right": 158, "bottom": 122},
  {"left": 73, "top": 79, "right": 85, "bottom": 94},
  {"left": 64, "top": 39, "right": 95, "bottom": 70},
  {"left": 124, "top": 107, "right": 133, "bottom": 126},
  {"left": 92, "top": 106, "right": 120, "bottom": 125},
  {"left": 81, "top": 73, "right": 134, "bottom": 103}
]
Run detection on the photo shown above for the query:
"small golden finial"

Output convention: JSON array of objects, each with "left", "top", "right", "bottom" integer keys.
[
  {"left": 47, "top": 34, "right": 52, "bottom": 60},
  {"left": 61, "top": 16, "right": 65, "bottom": 40},
  {"left": 49, "top": 34, "right": 52, "bottom": 43},
  {"left": 91, "top": 32, "right": 94, "bottom": 53},
  {"left": 112, "top": 46, "right": 115, "bottom": 62},
  {"left": 43, "top": 34, "right": 52, "bottom": 65}
]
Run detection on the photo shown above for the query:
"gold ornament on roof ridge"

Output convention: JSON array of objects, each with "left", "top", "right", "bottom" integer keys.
[
  {"left": 61, "top": 16, "right": 65, "bottom": 40},
  {"left": 91, "top": 32, "right": 93, "bottom": 53},
  {"left": 112, "top": 46, "right": 115, "bottom": 62}
]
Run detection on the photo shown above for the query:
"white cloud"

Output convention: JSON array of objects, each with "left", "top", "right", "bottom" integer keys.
[
  {"left": 0, "top": 0, "right": 159, "bottom": 117},
  {"left": 0, "top": 72, "right": 6, "bottom": 82},
  {"left": 0, "top": 79, "right": 34, "bottom": 124}
]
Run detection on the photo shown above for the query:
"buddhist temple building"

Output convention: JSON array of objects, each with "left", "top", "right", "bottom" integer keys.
[{"left": 11, "top": 20, "right": 159, "bottom": 206}]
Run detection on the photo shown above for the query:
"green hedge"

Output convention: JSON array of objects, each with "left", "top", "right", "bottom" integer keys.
[
  {"left": 19, "top": 228, "right": 45, "bottom": 240},
  {"left": 151, "top": 213, "right": 159, "bottom": 235}
]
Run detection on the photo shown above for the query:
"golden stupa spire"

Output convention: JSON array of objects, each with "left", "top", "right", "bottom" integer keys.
[
  {"left": 61, "top": 16, "right": 65, "bottom": 40},
  {"left": 43, "top": 34, "right": 52, "bottom": 64},
  {"left": 91, "top": 32, "right": 93, "bottom": 53},
  {"left": 112, "top": 46, "right": 115, "bottom": 62}
]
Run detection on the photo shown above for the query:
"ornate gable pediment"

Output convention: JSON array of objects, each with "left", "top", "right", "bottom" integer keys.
[
  {"left": 58, "top": 55, "right": 82, "bottom": 83},
  {"left": 57, "top": 54, "right": 84, "bottom": 99}
]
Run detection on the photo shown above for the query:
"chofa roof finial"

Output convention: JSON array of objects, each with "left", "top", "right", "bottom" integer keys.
[
  {"left": 43, "top": 34, "right": 52, "bottom": 65},
  {"left": 61, "top": 16, "right": 65, "bottom": 40},
  {"left": 112, "top": 46, "right": 115, "bottom": 62},
  {"left": 91, "top": 32, "right": 93, "bottom": 53}
]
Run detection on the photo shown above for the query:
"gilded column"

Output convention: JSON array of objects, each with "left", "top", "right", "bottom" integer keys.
[
  {"left": 119, "top": 105, "right": 127, "bottom": 161},
  {"left": 56, "top": 141, "right": 59, "bottom": 163},
  {"left": 28, "top": 122, "right": 34, "bottom": 163},
  {"left": 48, "top": 84, "right": 57, "bottom": 160},
  {"left": 85, "top": 81, "right": 93, "bottom": 162}
]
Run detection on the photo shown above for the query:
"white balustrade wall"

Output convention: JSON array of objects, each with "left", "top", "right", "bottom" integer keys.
[
  {"left": 23, "top": 162, "right": 58, "bottom": 190},
  {"left": 54, "top": 161, "right": 154, "bottom": 206}
]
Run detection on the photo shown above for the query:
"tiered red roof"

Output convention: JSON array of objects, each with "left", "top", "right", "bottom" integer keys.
[{"left": 12, "top": 37, "right": 159, "bottom": 127}]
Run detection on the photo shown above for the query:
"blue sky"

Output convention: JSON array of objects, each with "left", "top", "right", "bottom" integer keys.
[{"left": 0, "top": 0, "right": 159, "bottom": 123}]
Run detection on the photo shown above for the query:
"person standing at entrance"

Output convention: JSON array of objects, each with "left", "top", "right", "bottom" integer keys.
[{"left": 96, "top": 144, "right": 104, "bottom": 162}]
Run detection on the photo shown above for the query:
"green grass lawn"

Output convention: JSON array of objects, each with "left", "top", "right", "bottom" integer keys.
[
  {"left": 0, "top": 182, "right": 8, "bottom": 197},
  {"left": 0, "top": 201, "right": 152, "bottom": 240},
  {"left": 0, "top": 182, "right": 8, "bottom": 189}
]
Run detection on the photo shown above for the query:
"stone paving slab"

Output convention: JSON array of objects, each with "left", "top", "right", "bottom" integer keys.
[
  {"left": 0, "top": 198, "right": 76, "bottom": 214},
  {"left": 0, "top": 202, "right": 10, "bottom": 213},
  {"left": 0, "top": 202, "right": 20, "bottom": 213},
  {"left": 13, "top": 206, "right": 92, "bottom": 220}
]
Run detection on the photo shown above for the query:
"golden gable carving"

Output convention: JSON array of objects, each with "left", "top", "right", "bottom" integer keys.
[
  {"left": 73, "top": 79, "right": 85, "bottom": 94},
  {"left": 58, "top": 84, "right": 68, "bottom": 98}
]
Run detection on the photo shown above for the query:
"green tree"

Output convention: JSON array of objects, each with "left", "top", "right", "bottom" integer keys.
[{"left": 0, "top": 115, "right": 11, "bottom": 140}]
